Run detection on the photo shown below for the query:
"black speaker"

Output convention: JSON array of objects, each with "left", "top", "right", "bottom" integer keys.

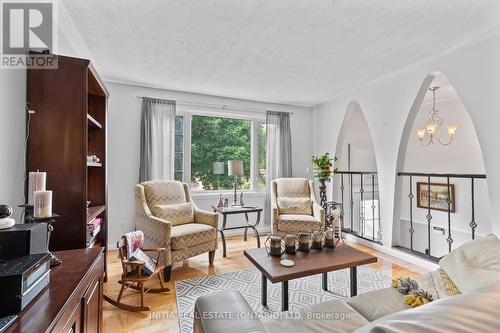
[{"left": 0, "top": 223, "right": 47, "bottom": 260}]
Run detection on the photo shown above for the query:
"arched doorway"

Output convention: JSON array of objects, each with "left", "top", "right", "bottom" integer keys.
[
  {"left": 333, "top": 101, "right": 381, "bottom": 242},
  {"left": 395, "top": 72, "right": 490, "bottom": 260}
]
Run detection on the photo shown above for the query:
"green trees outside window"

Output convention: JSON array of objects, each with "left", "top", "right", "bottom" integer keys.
[
  {"left": 191, "top": 115, "right": 250, "bottom": 190},
  {"left": 174, "top": 113, "right": 266, "bottom": 191}
]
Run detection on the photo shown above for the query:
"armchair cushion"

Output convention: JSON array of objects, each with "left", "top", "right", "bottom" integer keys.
[
  {"left": 171, "top": 223, "right": 217, "bottom": 250},
  {"left": 274, "top": 178, "right": 310, "bottom": 198},
  {"left": 277, "top": 197, "right": 312, "bottom": 215},
  {"left": 278, "top": 214, "right": 323, "bottom": 232},
  {"left": 152, "top": 202, "right": 195, "bottom": 226},
  {"left": 143, "top": 180, "right": 187, "bottom": 208}
]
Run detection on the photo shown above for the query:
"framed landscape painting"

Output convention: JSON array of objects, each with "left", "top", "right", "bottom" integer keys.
[{"left": 417, "top": 182, "right": 455, "bottom": 213}]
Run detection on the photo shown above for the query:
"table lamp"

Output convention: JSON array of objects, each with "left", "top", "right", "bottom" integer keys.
[
  {"left": 228, "top": 160, "right": 243, "bottom": 206},
  {"left": 213, "top": 161, "right": 225, "bottom": 190}
]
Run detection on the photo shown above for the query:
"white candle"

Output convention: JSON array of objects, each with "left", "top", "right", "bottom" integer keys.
[
  {"left": 28, "top": 171, "right": 46, "bottom": 205},
  {"left": 34, "top": 190, "right": 52, "bottom": 218}
]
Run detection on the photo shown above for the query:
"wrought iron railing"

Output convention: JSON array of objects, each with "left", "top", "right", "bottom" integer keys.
[
  {"left": 332, "top": 171, "right": 381, "bottom": 243},
  {"left": 396, "top": 172, "right": 486, "bottom": 261}
]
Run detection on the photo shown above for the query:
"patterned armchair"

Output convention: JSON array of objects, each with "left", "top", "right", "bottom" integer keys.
[
  {"left": 135, "top": 180, "right": 218, "bottom": 281},
  {"left": 271, "top": 178, "right": 325, "bottom": 234}
]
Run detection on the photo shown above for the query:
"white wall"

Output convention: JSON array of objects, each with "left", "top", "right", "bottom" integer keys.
[
  {"left": 313, "top": 32, "right": 500, "bottom": 250},
  {"left": 335, "top": 101, "right": 377, "bottom": 172},
  {"left": 0, "top": 71, "right": 26, "bottom": 219},
  {"left": 106, "top": 82, "right": 313, "bottom": 245}
]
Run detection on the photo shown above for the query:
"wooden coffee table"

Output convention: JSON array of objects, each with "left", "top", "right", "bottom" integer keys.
[{"left": 244, "top": 245, "right": 377, "bottom": 311}]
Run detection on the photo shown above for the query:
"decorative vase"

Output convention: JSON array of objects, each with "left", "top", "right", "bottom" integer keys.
[
  {"left": 311, "top": 231, "right": 324, "bottom": 250},
  {"left": 265, "top": 234, "right": 284, "bottom": 257},
  {"left": 324, "top": 228, "right": 336, "bottom": 248},
  {"left": 283, "top": 234, "right": 298, "bottom": 255},
  {"left": 297, "top": 232, "right": 312, "bottom": 252}
]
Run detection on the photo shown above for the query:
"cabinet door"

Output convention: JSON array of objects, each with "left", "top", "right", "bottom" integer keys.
[
  {"left": 62, "top": 303, "right": 82, "bottom": 333},
  {"left": 82, "top": 276, "right": 103, "bottom": 333}
]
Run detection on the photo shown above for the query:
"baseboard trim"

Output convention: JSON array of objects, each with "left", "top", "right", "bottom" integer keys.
[{"left": 343, "top": 233, "right": 439, "bottom": 271}]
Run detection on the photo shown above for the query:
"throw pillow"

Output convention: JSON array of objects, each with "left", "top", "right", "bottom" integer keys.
[
  {"left": 277, "top": 197, "right": 312, "bottom": 215},
  {"left": 414, "top": 269, "right": 461, "bottom": 300},
  {"left": 439, "top": 234, "right": 500, "bottom": 293},
  {"left": 152, "top": 202, "right": 194, "bottom": 226}
]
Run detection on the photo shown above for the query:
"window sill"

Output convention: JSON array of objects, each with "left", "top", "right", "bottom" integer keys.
[{"left": 191, "top": 190, "right": 265, "bottom": 199}]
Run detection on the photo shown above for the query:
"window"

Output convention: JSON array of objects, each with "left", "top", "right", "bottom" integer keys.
[{"left": 174, "top": 112, "right": 266, "bottom": 192}]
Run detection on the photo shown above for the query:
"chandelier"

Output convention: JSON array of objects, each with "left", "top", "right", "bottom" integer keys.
[{"left": 416, "top": 86, "right": 457, "bottom": 146}]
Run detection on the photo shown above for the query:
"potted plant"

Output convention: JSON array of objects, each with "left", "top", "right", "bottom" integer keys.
[
  {"left": 311, "top": 153, "right": 337, "bottom": 182},
  {"left": 311, "top": 153, "right": 337, "bottom": 208}
]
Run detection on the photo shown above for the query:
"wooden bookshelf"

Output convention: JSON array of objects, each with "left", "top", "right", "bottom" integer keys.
[
  {"left": 87, "top": 113, "right": 103, "bottom": 129},
  {"left": 87, "top": 205, "right": 106, "bottom": 223},
  {"left": 27, "top": 54, "right": 109, "bottom": 277}
]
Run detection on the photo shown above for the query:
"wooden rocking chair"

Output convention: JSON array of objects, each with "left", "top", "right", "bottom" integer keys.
[{"left": 103, "top": 231, "right": 170, "bottom": 312}]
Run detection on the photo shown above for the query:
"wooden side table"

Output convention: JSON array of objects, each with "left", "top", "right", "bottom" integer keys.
[{"left": 212, "top": 205, "right": 263, "bottom": 257}]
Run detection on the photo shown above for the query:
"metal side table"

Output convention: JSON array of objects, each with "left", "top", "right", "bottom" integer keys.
[{"left": 212, "top": 205, "right": 262, "bottom": 257}]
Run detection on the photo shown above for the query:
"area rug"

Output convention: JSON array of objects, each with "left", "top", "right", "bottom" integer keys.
[{"left": 175, "top": 266, "right": 391, "bottom": 332}]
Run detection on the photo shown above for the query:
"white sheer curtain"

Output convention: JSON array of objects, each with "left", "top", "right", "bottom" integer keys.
[
  {"left": 265, "top": 111, "right": 293, "bottom": 225},
  {"left": 139, "top": 97, "right": 176, "bottom": 182}
]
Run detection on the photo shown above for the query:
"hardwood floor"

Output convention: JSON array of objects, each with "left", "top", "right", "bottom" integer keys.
[{"left": 103, "top": 235, "right": 428, "bottom": 333}]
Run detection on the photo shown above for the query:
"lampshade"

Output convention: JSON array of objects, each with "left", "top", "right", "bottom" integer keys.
[
  {"left": 447, "top": 125, "right": 458, "bottom": 138},
  {"left": 228, "top": 160, "right": 243, "bottom": 176},
  {"left": 213, "top": 161, "right": 225, "bottom": 175},
  {"left": 416, "top": 128, "right": 426, "bottom": 141},
  {"left": 426, "top": 121, "right": 436, "bottom": 137}
]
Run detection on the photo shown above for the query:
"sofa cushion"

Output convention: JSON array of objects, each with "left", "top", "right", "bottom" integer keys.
[
  {"left": 354, "top": 280, "right": 500, "bottom": 333},
  {"left": 194, "top": 291, "right": 266, "bottom": 333},
  {"left": 278, "top": 214, "right": 322, "bottom": 232},
  {"left": 439, "top": 234, "right": 500, "bottom": 293},
  {"left": 143, "top": 180, "right": 187, "bottom": 208},
  {"left": 277, "top": 197, "right": 312, "bottom": 215},
  {"left": 171, "top": 223, "right": 216, "bottom": 250},
  {"left": 152, "top": 202, "right": 194, "bottom": 226},
  {"left": 346, "top": 287, "right": 410, "bottom": 322},
  {"left": 262, "top": 299, "right": 369, "bottom": 333},
  {"left": 275, "top": 178, "right": 310, "bottom": 198}
]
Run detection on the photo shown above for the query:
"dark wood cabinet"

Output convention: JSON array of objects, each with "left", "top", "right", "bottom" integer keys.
[
  {"left": 26, "top": 54, "right": 109, "bottom": 275},
  {"left": 61, "top": 302, "right": 82, "bottom": 333},
  {"left": 83, "top": 275, "right": 102, "bottom": 333},
  {"left": 6, "top": 247, "right": 105, "bottom": 333}
]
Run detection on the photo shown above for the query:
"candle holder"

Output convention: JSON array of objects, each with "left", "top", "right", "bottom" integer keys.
[
  {"left": 324, "top": 227, "right": 337, "bottom": 248},
  {"left": 264, "top": 234, "right": 284, "bottom": 257},
  {"left": 311, "top": 231, "right": 325, "bottom": 250},
  {"left": 297, "top": 232, "right": 312, "bottom": 252},
  {"left": 283, "top": 234, "right": 298, "bottom": 255},
  {"left": 21, "top": 205, "right": 62, "bottom": 267}
]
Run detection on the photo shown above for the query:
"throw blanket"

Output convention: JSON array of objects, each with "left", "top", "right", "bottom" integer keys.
[
  {"left": 121, "top": 230, "right": 144, "bottom": 258},
  {"left": 439, "top": 234, "right": 500, "bottom": 293}
]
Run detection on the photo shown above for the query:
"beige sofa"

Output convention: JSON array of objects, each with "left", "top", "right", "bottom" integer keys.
[
  {"left": 193, "top": 235, "right": 500, "bottom": 332},
  {"left": 271, "top": 178, "right": 325, "bottom": 234},
  {"left": 135, "top": 180, "right": 218, "bottom": 281},
  {"left": 193, "top": 276, "right": 500, "bottom": 333}
]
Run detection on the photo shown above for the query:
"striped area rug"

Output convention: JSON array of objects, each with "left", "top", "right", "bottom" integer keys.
[{"left": 175, "top": 266, "right": 391, "bottom": 332}]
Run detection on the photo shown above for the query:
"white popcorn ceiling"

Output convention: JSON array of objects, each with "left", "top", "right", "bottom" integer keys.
[{"left": 62, "top": 0, "right": 500, "bottom": 106}]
